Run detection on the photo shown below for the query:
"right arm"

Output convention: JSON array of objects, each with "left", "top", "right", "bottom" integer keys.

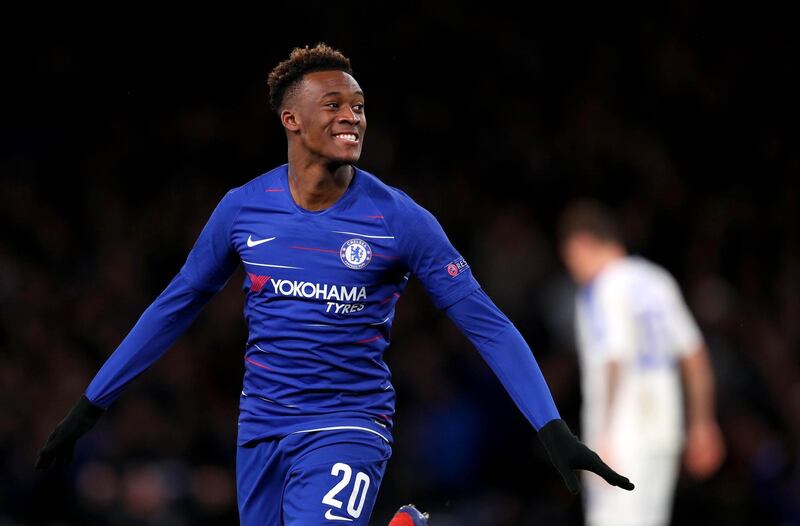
[
  {"left": 87, "top": 189, "right": 242, "bottom": 407},
  {"left": 602, "top": 360, "right": 621, "bottom": 442},
  {"left": 85, "top": 272, "right": 217, "bottom": 407},
  {"left": 591, "top": 275, "right": 636, "bottom": 455},
  {"left": 37, "top": 189, "right": 241, "bottom": 468}
]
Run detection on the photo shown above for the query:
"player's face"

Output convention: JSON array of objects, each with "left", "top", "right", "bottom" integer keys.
[
  {"left": 561, "top": 234, "right": 600, "bottom": 284},
  {"left": 287, "top": 70, "right": 366, "bottom": 165}
]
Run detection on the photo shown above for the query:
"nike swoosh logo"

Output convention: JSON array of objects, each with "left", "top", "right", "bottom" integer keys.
[
  {"left": 324, "top": 509, "right": 353, "bottom": 522},
  {"left": 247, "top": 235, "right": 276, "bottom": 248}
]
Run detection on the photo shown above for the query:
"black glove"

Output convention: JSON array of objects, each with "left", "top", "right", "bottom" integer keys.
[
  {"left": 538, "top": 418, "right": 635, "bottom": 494},
  {"left": 35, "top": 395, "right": 105, "bottom": 469}
]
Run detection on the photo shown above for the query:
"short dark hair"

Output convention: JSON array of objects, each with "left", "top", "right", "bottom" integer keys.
[
  {"left": 267, "top": 43, "right": 353, "bottom": 113},
  {"left": 557, "top": 200, "right": 623, "bottom": 244}
]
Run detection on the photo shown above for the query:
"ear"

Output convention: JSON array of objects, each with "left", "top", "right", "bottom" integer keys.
[{"left": 281, "top": 108, "right": 300, "bottom": 132}]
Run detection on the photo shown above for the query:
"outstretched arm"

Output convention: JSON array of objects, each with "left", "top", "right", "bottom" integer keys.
[
  {"left": 445, "top": 288, "right": 634, "bottom": 494},
  {"left": 36, "top": 189, "right": 242, "bottom": 469},
  {"left": 85, "top": 273, "right": 216, "bottom": 407},
  {"left": 392, "top": 198, "right": 633, "bottom": 494},
  {"left": 36, "top": 274, "right": 215, "bottom": 468}
]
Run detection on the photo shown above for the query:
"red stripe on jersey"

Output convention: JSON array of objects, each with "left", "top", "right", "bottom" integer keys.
[
  {"left": 289, "top": 246, "right": 338, "bottom": 254},
  {"left": 356, "top": 335, "right": 383, "bottom": 344},
  {"left": 265, "top": 188, "right": 284, "bottom": 192},
  {"left": 245, "top": 357, "right": 272, "bottom": 370},
  {"left": 380, "top": 292, "right": 401, "bottom": 304}
]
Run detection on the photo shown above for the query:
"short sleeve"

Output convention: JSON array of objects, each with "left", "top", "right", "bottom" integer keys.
[
  {"left": 398, "top": 202, "right": 479, "bottom": 310},
  {"left": 663, "top": 277, "right": 704, "bottom": 357},
  {"left": 180, "top": 189, "right": 241, "bottom": 292}
]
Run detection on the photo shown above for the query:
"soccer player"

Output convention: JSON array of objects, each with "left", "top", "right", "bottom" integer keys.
[
  {"left": 36, "top": 44, "right": 633, "bottom": 525},
  {"left": 558, "top": 201, "right": 726, "bottom": 526}
]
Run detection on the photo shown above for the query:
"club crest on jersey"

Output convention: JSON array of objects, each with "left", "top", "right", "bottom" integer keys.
[{"left": 340, "top": 238, "right": 372, "bottom": 269}]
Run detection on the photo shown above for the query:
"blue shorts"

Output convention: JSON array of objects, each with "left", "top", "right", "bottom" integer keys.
[{"left": 236, "top": 429, "right": 392, "bottom": 525}]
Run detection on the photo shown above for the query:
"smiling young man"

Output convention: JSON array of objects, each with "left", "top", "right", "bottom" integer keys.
[{"left": 37, "top": 44, "right": 633, "bottom": 525}]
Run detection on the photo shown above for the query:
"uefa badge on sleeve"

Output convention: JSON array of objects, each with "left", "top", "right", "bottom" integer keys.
[
  {"left": 446, "top": 256, "right": 469, "bottom": 277},
  {"left": 340, "top": 238, "right": 373, "bottom": 269}
]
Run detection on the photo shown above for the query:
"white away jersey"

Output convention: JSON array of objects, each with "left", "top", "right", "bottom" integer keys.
[{"left": 575, "top": 256, "right": 703, "bottom": 452}]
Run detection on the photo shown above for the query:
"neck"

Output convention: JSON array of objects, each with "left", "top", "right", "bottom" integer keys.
[
  {"left": 593, "top": 245, "right": 626, "bottom": 276},
  {"left": 287, "top": 150, "right": 354, "bottom": 211}
]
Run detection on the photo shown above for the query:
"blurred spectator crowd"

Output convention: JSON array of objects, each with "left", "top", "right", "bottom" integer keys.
[{"left": 1, "top": 7, "right": 798, "bottom": 525}]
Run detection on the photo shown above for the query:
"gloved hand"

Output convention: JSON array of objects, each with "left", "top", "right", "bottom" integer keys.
[
  {"left": 35, "top": 395, "right": 105, "bottom": 469},
  {"left": 538, "top": 418, "right": 635, "bottom": 494}
]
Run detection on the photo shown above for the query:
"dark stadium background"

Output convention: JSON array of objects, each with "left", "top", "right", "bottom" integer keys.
[{"left": 2, "top": 5, "right": 798, "bottom": 525}]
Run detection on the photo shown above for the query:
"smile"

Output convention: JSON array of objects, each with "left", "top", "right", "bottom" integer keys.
[{"left": 333, "top": 133, "right": 359, "bottom": 143}]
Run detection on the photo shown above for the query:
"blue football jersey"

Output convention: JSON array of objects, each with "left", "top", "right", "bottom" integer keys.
[
  {"left": 86, "top": 163, "right": 561, "bottom": 447},
  {"left": 112, "top": 164, "right": 478, "bottom": 444}
]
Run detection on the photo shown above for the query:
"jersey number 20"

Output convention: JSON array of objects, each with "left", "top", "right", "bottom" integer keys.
[{"left": 322, "top": 462, "right": 371, "bottom": 519}]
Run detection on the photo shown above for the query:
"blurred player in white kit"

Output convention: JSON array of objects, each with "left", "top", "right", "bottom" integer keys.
[{"left": 558, "top": 201, "right": 726, "bottom": 526}]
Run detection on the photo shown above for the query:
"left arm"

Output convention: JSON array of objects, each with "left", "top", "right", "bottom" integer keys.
[
  {"left": 680, "top": 345, "right": 725, "bottom": 477},
  {"left": 394, "top": 199, "right": 632, "bottom": 494},
  {"left": 445, "top": 288, "right": 633, "bottom": 493},
  {"left": 681, "top": 345, "right": 717, "bottom": 424},
  {"left": 444, "top": 288, "right": 559, "bottom": 430},
  {"left": 664, "top": 277, "right": 725, "bottom": 478}
]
